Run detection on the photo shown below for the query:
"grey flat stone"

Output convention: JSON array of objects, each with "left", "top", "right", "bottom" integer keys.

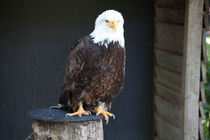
[{"left": 28, "top": 108, "right": 103, "bottom": 122}]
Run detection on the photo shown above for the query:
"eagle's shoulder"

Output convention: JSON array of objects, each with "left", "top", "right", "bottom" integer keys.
[{"left": 71, "top": 35, "right": 92, "bottom": 51}]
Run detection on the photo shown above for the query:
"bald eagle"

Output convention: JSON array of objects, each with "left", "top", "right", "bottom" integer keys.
[{"left": 53, "top": 10, "right": 125, "bottom": 123}]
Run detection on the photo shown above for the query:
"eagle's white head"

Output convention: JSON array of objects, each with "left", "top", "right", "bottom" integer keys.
[{"left": 90, "top": 10, "right": 125, "bottom": 47}]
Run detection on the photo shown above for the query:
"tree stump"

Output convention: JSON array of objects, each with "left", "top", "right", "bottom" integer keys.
[{"left": 29, "top": 108, "right": 104, "bottom": 140}]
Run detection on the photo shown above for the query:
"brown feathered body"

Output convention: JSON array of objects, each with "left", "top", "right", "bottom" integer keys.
[{"left": 59, "top": 35, "right": 125, "bottom": 112}]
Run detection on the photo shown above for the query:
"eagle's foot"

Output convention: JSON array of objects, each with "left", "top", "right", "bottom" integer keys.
[
  {"left": 66, "top": 105, "right": 90, "bottom": 117},
  {"left": 93, "top": 106, "right": 115, "bottom": 124}
]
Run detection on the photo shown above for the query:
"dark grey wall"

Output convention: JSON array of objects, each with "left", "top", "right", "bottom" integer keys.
[{"left": 0, "top": 0, "right": 153, "bottom": 140}]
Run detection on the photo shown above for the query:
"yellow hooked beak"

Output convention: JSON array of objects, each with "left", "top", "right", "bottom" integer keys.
[{"left": 107, "top": 20, "right": 117, "bottom": 32}]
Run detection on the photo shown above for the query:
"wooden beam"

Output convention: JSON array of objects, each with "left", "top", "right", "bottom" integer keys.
[
  {"left": 154, "top": 95, "right": 181, "bottom": 128},
  {"left": 205, "top": 0, "right": 209, "bottom": 14},
  {"left": 181, "top": 0, "right": 204, "bottom": 140},
  {"left": 201, "top": 30, "right": 208, "bottom": 63},
  {"left": 199, "top": 118, "right": 205, "bottom": 140},
  {"left": 199, "top": 102, "right": 206, "bottom": 120},
  {"left": 155, "top": 7, "right": 185, "bottom": 25},
  {"left": 201, "top": 61, "right": 207, "bottom": 83},
  {"left": 203, "top": 12, "right": 209, "bottom": 31},
  {"left": 200, "top": 82, "right": 207, "bottom": 104},
  {"left": 154, "top": 66, "right": 182, "bottom": 92},
  {"left": 154, "top": 136, "right": 162, "bottom": 140},
  {"left": 156, "top": 0, "right": 185, "bottom": 8},
  {"left": 155, "top": 113, "right": 181, "bottom": 140},
  {"left": 154, "top": 22, "right": 184, "bottom": 55},
  {"left": 154, "top": 49, "right": 183, "bottom": 73},
  {"left": 154, "top": 81, "right": 182, "bottom": 105}
]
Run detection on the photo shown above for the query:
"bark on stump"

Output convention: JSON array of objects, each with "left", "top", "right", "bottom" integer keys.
[{"left": 29, "top": 108, "right": 104, "bottom": 140}]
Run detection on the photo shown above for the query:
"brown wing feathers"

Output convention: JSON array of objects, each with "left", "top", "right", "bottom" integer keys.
[
  {"left": 59, "top": 40, "right": 86, "bottom": 109},
  {"left": 59, "top": 36, "right": 125, "bottom": 111}
]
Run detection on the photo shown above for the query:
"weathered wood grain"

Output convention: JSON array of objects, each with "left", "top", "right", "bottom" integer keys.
[
  {"left": 154, "top": 81, "right": 181, "bottom": 105},
  {"left": 154, "top": 22, "right": 184, "bottom": 55},
  {"left": 199, "top": 102, "right": 206, "bottom": 120},
  {"left": 201, "top": 61, "right": 207, "bottom": 83},
  {"left": 32, "top": 119, "right": 103, "bottom": 140},
  {"left": 155, "top": 7, "right": 185, "bottom": 25},
  {"left": 201, "top": 30, "right": 208, "bottom": 63},
  {"left": 199, "top": 118, "right": 205, "bottom": 140},
  {"left": 204, "top": 12, "right": 210, "bottom": 31},
  {"left": 154, "top": 49, "right": 183, "bottom": 73},
  {"left": 154, "top": 66, "right": 182, "bottom": 92},
  {"left": 200, "top": 82, "right": 207, "bottom": 104},
  {"left": 205, "top": 0, "right": 209, "bottom": 13},
  {"left": 156, "top": 0, "right": 185, "bottom": 8},
  {"left": 181, "top": 0, "right": 204, "bottom": 140},
  {"left": 154, "top": 136, "right": 162, "bottom": 140},
  {"left": 154, "top": 95, "right": 181, "bottom": 128},
  {"left": 155, "top": 113, "right": 181, "bottom": 140}
]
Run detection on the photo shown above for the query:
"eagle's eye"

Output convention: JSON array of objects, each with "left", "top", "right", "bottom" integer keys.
[{"left": 105, "top": 20, "right": 109, "bottom": 23}]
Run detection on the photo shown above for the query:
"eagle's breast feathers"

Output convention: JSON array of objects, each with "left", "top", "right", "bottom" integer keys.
[{"left": 59, "top": 36, "right": 125, "bottom": 111}]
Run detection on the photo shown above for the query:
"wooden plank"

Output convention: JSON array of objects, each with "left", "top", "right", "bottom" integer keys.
[
  {"left": 181, "top": 0, "right": 204, "bottom": 140},
  {"left": 154, "top": 49, "right": 183, "bottom": 73},
  {"left": 199, "top": 118, "right": 205, "bottom": 140},
  {"left": 156, "top": 0, "right": 185, "bottom": 8},
  {"left": 154, "top": 136, "right": 162, "bottom": 140},
  {"left": 202, "top": 30, "right": 208, "bottom": 63},
  {"left": 154, "top": 81, "right": 181, "bottom": 105},
  {"left": 199, "top": 102, "right": 206, "bottom": 120},
  {"left": 154, "top": 95, "right": 181, "bottom": 128},
  {"left": 205, "top": 0, "right": 209, "bottom": 14},
  {"left": 203, "top": 12, "right": 209, "bottom": 31},
  {"left": 154, "top": 66, "right": 182, "bottom": 92},
  {"left": 155, "top": 113, "right": 181, "bottom": 140},
  {"left": 200, "top": 82, "right": 207, "bottom": 104},
  {"left": 201, "top": 61, "right": 207, "bottom": 83},
  {"left": 154, "top": 22, "right": 184, "bottom": 55},
  {"left": 155, "top": 7, "right": 185, "bottom": 25}
]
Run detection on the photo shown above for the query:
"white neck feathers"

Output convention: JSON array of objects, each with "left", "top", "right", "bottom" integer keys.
[{"left": 90, "top": 29, "right": 124, "bottom": 48}]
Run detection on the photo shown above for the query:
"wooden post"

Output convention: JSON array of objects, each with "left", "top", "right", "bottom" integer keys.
[
  {"left": 29, "top": 108, "right": 104, "bottom": 140},
  {"left": 181, "top": 0, "right": 204, "bottom": 140}
]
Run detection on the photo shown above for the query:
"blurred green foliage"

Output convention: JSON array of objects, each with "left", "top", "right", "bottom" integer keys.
[{"left": 204, "top": 36, "right": 210, "bottom": 139}]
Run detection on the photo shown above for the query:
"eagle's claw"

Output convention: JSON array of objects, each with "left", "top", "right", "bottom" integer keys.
[
  {"left": 66, "top": 113, "right": 70, "bottom": 117},
  {"left": 93, "top": 106, "right": 115, "bottom": 124},
  {"left": 65, "top": 105, "right": 90, "bottom": 117},
  {"left": 105, "top": 114, "right": 115, "bottom": 124},
  {"left": 87, "top": 111, "right": 92, "bottom": 115},
  {"left": 106, "top": 119, "right": 109, "bottom": 125},
  {"left": 112, "top": 114, "right": 115, "bottom": 120}
]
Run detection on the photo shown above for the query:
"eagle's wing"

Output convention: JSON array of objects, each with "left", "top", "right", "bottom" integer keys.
[{"left": 59, "top": 40, "right": 86, "bottom": 108}]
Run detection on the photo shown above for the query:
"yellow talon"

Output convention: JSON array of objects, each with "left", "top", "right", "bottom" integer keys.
[
  {"left": 67, "top": 105, "right": 89, "bottom": 117},
  {"left": 93, "top": 106, "right": 115, "bottom": 124}
]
